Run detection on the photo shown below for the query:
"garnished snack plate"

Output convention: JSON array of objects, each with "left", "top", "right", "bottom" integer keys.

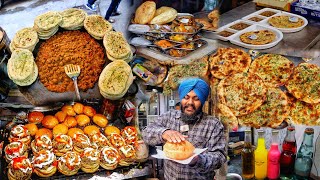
[
  {"left": 228, "top": 24, "right": 283, "bottom": 50},
  {"left": 242, "top": 8, "right": 308, "bottom": 33}
]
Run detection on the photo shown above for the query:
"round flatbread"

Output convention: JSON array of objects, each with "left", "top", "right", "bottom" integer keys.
[
  {"left": 286, "top": 92, "right": 320, "bottom": 125},
  {"left": 285, "top": 63, "right": 320, "bottom": 104},
  {"left": 240, "top": 30, "right": 276, "bottom": 45},
  {"left": 103, "top": 31, "right": 131, "bottom": 59},
  {"left": 268, "top": 15, "right": 304, "bottom": 29},
  {"left": 238, "top": 88, "right": 289, "bottom": 128},
  {"left": 98, "top": 60, "right": 134, "bottom": 99},
  {"left": 38, "top": 27, "right": 59, "bottom": 40},
  {"left": 209, "top": 48, "right": 251, "bottom": 79},
  {"left": 10, "top": 62, "right": 38, "bottom": 86},
  {"left": 12, "top": 28, "right": 38, "bottom": 50},
  {"left": 217, "top": 72, "right": 267, "bottom": 116},
  {"left": 217, "top": 103, "right": 238, "bottom": 129},
  {"left": 34, "top": 11, "right": 62, "bottom": 31},
  {"left": 84, "top": 15, "right": 112, "bottom": 39},
  {"left": 249, "top": 54, "right": 294, "bottom": 87},
  {"left": 150, "top": 7, "right": 177, "bottom": 25},
  {"left": 7, "top": 49, "right": 35, "bottom": 81},
  {"left": 134, "top": 1, "right": 156, "bottom": 24},
  {"left": 60, "top": 8, "right": 87, "bottom": 29}
]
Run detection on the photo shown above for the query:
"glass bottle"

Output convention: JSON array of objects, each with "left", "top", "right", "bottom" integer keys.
[
  {"left": 254, "top": 129, "right": 268, "bottom": 180},
  {"left": 280, "top": 126, "right": 297, "bottom": 180},
  {"left": 294, "top": 128, "right": 314, "bottom": 179},
  {"left": 311, "top": 132, "right": 320, "bottom": 179},
  {"left": 242, "top": 129, "right": 254, "bottom": 179},
  {"left": 268, "top": 130, "right": 281, "bottom": 180}
]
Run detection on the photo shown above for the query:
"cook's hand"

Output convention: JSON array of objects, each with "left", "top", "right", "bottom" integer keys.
[{"left": 162, "top": 130, "right": 187, "bottom": 143}]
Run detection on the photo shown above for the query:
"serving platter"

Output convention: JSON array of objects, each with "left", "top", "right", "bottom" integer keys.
[{"left": 242, "top": 8, "right": 308, "bottom": 33}]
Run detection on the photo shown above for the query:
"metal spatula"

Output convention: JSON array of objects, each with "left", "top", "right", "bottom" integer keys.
[{"left": 64, "top": 64, "right": 81, "bottom": 101}]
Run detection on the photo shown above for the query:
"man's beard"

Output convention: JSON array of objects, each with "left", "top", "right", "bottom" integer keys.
[{"left": 181, "top": 104, "right": 202, "bottom": 123}]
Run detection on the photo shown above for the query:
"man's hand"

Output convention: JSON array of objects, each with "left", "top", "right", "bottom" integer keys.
[{"left": 162, "top": 130, "right": 187, "bottom": 143}]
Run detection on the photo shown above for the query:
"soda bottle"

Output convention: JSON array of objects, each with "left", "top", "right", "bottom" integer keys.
[
  {"left": 268, "top": 130, "right": 281, "bottom": 180},
  {"left": 242, "top": 129, "right": 254, "bottom": 179},
  {"left": 311, "top": 132, "right": 320, "bottom": 179},
  {"left": 254, "top": 129, "right": 268, "bottom": 180},
  {"left": 294, "top": 128, "right": 314, "bottom": 179},
  {"left": 280, "top": 126, "right": 297, "bottom": 180}
]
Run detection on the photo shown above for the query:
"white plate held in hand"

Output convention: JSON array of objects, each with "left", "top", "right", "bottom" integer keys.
[{"left": 151, "top": 148, "right": 207, "bottom": 164}]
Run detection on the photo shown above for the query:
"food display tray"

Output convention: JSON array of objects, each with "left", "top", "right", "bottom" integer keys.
[
  {"left": 241, "top": 8, "right": 308, "bottom": 33},
  {"left": 147, "top": 39, "right": 208, "bottom": 59},
  {"left": 216, "top": 22, "right": 283, "bottom": 50}
]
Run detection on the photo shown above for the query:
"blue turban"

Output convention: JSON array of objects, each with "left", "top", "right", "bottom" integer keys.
[{"left": 178, "top": 78, "right": 210, "bottom": 105}]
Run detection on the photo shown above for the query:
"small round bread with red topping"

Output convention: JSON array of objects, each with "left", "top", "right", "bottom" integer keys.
[
  {"left": 32, "top": 150, "right": 57, "bottom": 177},
  {"left": 72, "top": 133, "right": 91, "bottom": 153},
  {"left": 80, "top": 147, "right": 100, "bottom": 173},
  {"left": 4, "top": 142, "right": 28, "bottom": 163},
  {"left": 9, "top": 125, "right": 31, "bottom": 146},
  {"left": 7, "top": 156, "right": 32, "bottom": 180},
  {"left": 53, "top": 134, "right": 73, "bottom": 156},
  {"left": 100, "top": 146, "right": 120, "bottom": 170},
  {"left": 119, "top": 144, "right": 136, "bottom": 166},
  {"left": 58, "top": 151, "right": 81, "bottom": 176},
  {"left": 90, "top": 132, "right": 111, "bottom": 150},
  {"left": 109, "top": 133, "right": 126, "bottom": 149},
  {"left": 121, "top": 126, "right": 138, "bottom": 146},
  {"left": 31, "top": 135, "right": 53, "bottom": 155}
]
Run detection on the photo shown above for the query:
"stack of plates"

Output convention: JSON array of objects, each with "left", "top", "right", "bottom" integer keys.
[
  {"left": 34, "top": 11, "right": 62, "bottom": 40},
  {"left": 9, "top": 28, "right": 39, "bottom": 52},
  {"left": 59, "top": 8, "right": 87, "bottom": 30},
  {"left": 84, "top": 15, "right": 113, "bottom": 40}
]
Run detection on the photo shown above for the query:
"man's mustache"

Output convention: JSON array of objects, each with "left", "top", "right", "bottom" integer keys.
[{"left": 183, "top": 104, "right": 196, "bottom": 111}]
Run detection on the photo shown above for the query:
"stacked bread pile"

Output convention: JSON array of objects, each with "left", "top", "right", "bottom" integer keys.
[
  {"left": 59, "top": 8, "right": 87, "bottom": 30},
  {"left": 4, "top": 103, "right": 140, "bottom": 178},
  {"left": 84, "top": 15, "right": 113, "bottom": 40},
  {"left": 33, "top": 11, "right": 62, "bottom": 39},
  {"left": 9, "top": 28, "right": 39, "bottom": 52},
  {"left": 103, "top": 31, "right": 133, "bottom": 62},
  {"left": 134, "top": 1, "right": 178, "bottom": 25},
  {"left": 7, "top": 49, "right": 38, "bottom": 86},
  {"left": 98, "top": 60, "right": 134, "bottom": 100}
]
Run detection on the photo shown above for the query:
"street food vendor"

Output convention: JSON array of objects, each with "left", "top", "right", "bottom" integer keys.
[{"left": 142, "top": 78, "right": 226, "bottom": 179}]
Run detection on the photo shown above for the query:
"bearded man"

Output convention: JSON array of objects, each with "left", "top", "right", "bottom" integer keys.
[{"left": 142, "top": 78, "right": 226, "bottom": 180}]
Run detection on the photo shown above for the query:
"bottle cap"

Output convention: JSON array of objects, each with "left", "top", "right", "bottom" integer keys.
[
  {"left": 305, "top": 128, "right": 314, "bottom": 134},
  {"left": 287, "top": 126, "right": 295, "bottom": 131}
]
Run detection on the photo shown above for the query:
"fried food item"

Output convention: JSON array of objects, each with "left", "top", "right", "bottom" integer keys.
[
  {"left": 268, "top": 15, "right": 304, "bottom": 29},
  {"left": 67, "top": 128, "right": 84, "bottom": 138},
  {"left": 76, "top": 114, "right": 90, "bottom": 126},
  {"left": 7, "top": 157, "right": 32, "bottom": 180},
  {"left": 84, "top": 125, "right": 100, "bottom": 136},
  {"left": 134, "top": 1, "right": 156, "bottom": 24},
  {"left": 104, "top": 126, "right": 121, "bottom": 137},
  {"left": 53, "top": 134, "right": 73, "bottom": 156},
  {"left": 35, "top": 128, "right": 53, "bottom": 139},
  {"left": 73, "top": 102, "right": 84, "bottom": 114},
  {"left": 9, "top": 125, "right": 31, "bottom": 145},
  {"left": 58, "top": 151, "right": 81, "bottom": 176},
  {"left": 36, "top": 31, "right": 105, "bottom": 93},
  {"left": 83, "top": 106, "right": 96, "bottom": 117},
  {"left": 155, "top": 40, "right": 174, "bottom": 49},
  {"left": 53, "top": 124, "right": 68, "bottom": 136},
  {"left": 28, "top": 111, "right": 44, "bottom": 124},
  {"left": 55, "top": 111, "right": 67, "bottom": 123},
  {"left": 24, "top": 123, "right": 38, "bottom": 136},
  {"left": 150, "top": 6, "right": 177, "bottom": 25},
  {"left": 163, "top": 140, "right": 195, "bottom": 160},
  {"left": 4, "top": 142, "right": 28, "bottom": 163},
  {"left": 100, "top": 146, "right": 120, "bottom": 170},
  {"left": 92, "top": 114, "right": 108, "bottom": 128},
  {"left": 72, "top": 133, "right": 91, "bottom": 153},
  {"left": 90, "top": 132, "right": 111, "bottom": 150},
  {"left": 63, "top": 116, "right": 77, "bottom": 128},
  {"left": 121, "top": 126, "right": 138, "bottom": 146},
  {"left": 61, "top": 105, "right": 76, "bottom": 116},
  {"left": 33, "top": 150, "right": 57, "bottom": 177},
  {"left": 42, "top": 115, "right": 59, "bottom": 129}
]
